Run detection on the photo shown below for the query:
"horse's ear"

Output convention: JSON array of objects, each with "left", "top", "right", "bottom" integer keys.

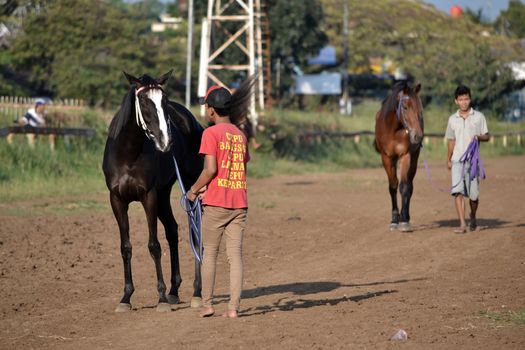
[
  {"left": 156, "top": 70, "right": 173, "bottom": 86},
  {"left": 123, "top": 71, "right": 141, "bottom": 85},
  {"left": 415, "top": 83, "right": 421, "bottom": 94}
]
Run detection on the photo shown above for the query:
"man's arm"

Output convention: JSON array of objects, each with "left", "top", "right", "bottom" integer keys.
[
  {"left": 476, "top": 114, "right": 490, "bottom": 142},
  {"left": 475, "top": 133, "right": 490, "bottom": 142},
  {"left": 187, "top": 154, "right": 217, "bottom": 201},
  {"left": 447, "top": 139, "right": 455, "bottom": 170}
]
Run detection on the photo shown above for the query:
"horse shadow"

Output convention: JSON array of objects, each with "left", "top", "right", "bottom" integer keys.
[{"left": 214, "top": 278, "right": 426, "bottom": 317}]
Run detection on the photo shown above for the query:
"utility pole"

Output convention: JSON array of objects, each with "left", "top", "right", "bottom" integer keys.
[
  {"left": 185, "top": 0, "right": 194, "bottom": 108},
  {"left": 198, "top": 0, "right": 261, "bottom": 126},
  {"left": 341, "top": 0, "right": 350, "bottom": 115}
]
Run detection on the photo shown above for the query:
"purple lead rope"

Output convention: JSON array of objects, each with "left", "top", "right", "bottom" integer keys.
[
  {"left": 458, "top": 138, "right": 486, "bottom": 180},
  {"left": 422, "top": 138, "right": 485, "bottom": 193}
]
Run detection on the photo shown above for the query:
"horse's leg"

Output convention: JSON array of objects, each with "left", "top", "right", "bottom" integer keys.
[
  {"left": 141, "top": 189, "right": 170, "bottom": 311},
  {"left": 398, "top": 152, "right": 418, "bottom": 232},
  {"left": 191, "top": 258, "right": 202, "bottom": 308},
  {"left": 381, "top": 153, "right": 399, "bottom": 230},
  {"left": 109, "top": 193, "right": 134, "bottom": 312},
  {"left": 157, "top": 188, "right": 182, "bottom": 305}
]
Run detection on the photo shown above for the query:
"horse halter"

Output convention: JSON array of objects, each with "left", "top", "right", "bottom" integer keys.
[
  {"left": 134, "top": 84, "right": 164, "bottom": 141},
  {"left": 396, "top": 94, "right": 411, "bottom": 133}
]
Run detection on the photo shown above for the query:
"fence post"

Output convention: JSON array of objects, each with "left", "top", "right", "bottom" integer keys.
[
  {"left": 49, "top": 134, "right": 56, "bottom": 151},
  {"left": 502, "top": 135, "right": 507, "bottom": 148}
]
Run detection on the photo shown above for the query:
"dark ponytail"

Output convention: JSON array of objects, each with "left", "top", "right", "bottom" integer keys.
[{"left": 229, "top": 74, "right": 258, "bottom": 125}]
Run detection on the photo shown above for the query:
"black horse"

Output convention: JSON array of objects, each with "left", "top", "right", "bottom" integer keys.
[{"left": 102, "top": 71, "right": 204, "bottom": 312}]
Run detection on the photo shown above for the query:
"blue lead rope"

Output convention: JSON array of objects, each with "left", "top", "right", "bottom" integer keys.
[
  {"left": 167, "top": 118, "right": 203, "bottom": 263},
  {"left": 172, "top": 155, "right": 203, "bottom": 263}
]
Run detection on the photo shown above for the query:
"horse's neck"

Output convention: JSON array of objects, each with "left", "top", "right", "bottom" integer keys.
[
  {"left": 381, "top": 110, "right": 401, "bottom": 132},
  {"left": 117, "top": 116, "right": 147, "bottom": 156}
]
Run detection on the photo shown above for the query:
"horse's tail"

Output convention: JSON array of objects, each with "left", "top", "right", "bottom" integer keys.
[{"left": 373, "top": 138, "right": 380, "bottom": 153}]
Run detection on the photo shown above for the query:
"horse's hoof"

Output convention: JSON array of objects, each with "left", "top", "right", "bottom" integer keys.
[
  {"left": 398, "top": 222, "right": 413, "bottom": 232},
  {"left": 190, "top": 297, "right": 202, "bottom": 308},
  {"left": 156, "top": 303, "right": 171, "bottom": 312},
  {"left": 167, "top": 294, "right": 180, "bottom": 305},
  {"left": 115, "top": 303, "right": 132, "bottom": 313},
  {"left": 389, "top": 223, "right": 398, "bottom": 231}
]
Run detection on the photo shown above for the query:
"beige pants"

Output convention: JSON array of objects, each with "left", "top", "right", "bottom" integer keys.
[{"left": 201, "top": 206, "right": 247, "bottom": 311}]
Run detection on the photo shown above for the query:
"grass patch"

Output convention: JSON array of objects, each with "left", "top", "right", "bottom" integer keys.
[
  {"left": 266, "top": 100, "right": 525, "bottom": 134},
  {"left": 0, "top": 108, "right": 107, "bottom": 202},
  {"left": 480, "top": 309, "right": 525, "bottom": 325},
  {"left": 0, "top": 102, "right": 523, "bottom": 203}
]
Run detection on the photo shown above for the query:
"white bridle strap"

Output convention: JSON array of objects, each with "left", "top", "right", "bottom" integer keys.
[
  {"left": 135, "top": 86, "right": 160, "bottom": 135},
  {"left": 135, "top": 92, "right": 148, "bottom": 132}
]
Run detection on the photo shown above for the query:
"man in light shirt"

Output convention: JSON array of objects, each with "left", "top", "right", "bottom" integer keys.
[
  {"left": 22, "top": 98, "right": 48, "bottom": 127},
  {"left": 445, "top": 85, "right": 490, "bottom": 233}
]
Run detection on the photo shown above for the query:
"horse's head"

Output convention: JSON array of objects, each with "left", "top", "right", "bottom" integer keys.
[
  {"left": 396, "top": 83, "right": 424, "bottom": 145},
  {"left": 123, "top": 70, "right": 173, "bottom": 152}
]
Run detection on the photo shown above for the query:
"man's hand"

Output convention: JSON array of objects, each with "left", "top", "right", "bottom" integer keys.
[
  {"left": 447, "top": 159, "right": 452, "bottom": 170},
  {"left": 474, "top": 134, "right": 490, "bottom": 142}
]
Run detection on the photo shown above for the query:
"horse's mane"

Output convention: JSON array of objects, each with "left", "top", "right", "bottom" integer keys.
[
  {"left": 167, "top": 101, "right": 199, "bottom": 136},
  {"left": 379, "top": 80, "right": 422, "bottom": 119},
  {"left": 108, "top": 87, "right": 135, "bottom": 139}
]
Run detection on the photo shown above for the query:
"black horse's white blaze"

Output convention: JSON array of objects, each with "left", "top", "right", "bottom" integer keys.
[{"left": 135, "top": 88, "right": 170, "bottom": 152}]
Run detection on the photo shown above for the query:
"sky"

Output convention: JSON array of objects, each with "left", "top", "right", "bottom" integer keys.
[
  {"left": 154, "top": 1, "right": 520, "bottom": 21},
  {"left": 421, "top": 0, "right": 516, "bottom": 20}
]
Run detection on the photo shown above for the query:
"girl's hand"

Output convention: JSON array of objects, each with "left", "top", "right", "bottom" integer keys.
[{"left": 187, "top": 190, "right": 197, "bottom": 202}]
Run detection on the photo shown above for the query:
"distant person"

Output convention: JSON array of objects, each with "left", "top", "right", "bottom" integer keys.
[
  {"left": 445, "top": 85, "right": 490, "bottom": 233},
  {"left": 20, "top": 98, "right": 48, "bottom": 127}
]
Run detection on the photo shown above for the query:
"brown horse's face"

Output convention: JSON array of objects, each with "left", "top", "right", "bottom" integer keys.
[{"left": 398, "top": 85, "right": 423, "bottom": 145}]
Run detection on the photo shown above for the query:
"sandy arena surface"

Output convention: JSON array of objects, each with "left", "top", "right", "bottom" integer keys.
[{"left": 0, "top": 156, "right": 524, "bottom": 349}]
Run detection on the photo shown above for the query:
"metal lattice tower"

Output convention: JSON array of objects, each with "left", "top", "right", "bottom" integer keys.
[{"left": 198, "top": 0, "right": 266, "bottom": 124}]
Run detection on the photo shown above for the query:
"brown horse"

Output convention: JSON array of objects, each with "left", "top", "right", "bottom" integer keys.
[{"left": 375, "top": 81, "right": 424, "bottom": 232}]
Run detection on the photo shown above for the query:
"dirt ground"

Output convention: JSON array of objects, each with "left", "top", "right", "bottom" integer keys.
[{"left": 0, "top": 156, "right": 524, "bottom": 349}]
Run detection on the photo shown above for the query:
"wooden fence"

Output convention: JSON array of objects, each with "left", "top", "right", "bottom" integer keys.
[
  {"left": 298, "top": 130, "right": 524, "bottom": 148},
  {"left": 0, "top": 96, "right": 85, "bottom": 108}
]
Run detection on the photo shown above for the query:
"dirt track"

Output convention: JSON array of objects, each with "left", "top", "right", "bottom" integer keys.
[{"left": 1, "top": 156, "right": 524, "bottom": 349}]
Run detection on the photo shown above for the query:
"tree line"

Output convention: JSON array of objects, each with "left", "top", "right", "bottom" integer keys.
[{"left": 1, "top": 0, "right": 524, "bottom": 113}]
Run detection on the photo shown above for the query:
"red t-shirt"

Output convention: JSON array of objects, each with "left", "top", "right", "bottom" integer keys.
[{"left": 199, "top": 123, "right": 250, "bottom": 209}]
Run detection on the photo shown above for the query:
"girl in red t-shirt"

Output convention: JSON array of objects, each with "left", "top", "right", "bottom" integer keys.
[{"left": 187, "top": 81, "right": 254, "bottom": 318}]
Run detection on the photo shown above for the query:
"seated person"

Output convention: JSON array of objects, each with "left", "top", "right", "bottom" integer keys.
[{"left": 20, "top": 98, "right": 48, "bottom": 127}]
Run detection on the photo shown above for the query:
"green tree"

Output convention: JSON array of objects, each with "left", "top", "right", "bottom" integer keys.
[
  {"left": 319, "top": 0, "right": 521, "bottom": 114},
  {"left": 267, "top": 0, "right": 328, "bottom": 65},
  {"left": 495, "top": 0, "right": 525, "bottom": 38},
  {"left": 4, "top": 0, "right": 186, "bottom": 106}
]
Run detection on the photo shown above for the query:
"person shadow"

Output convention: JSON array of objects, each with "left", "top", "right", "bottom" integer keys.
[
  {"left": 432, "top": 218, "right": 518, "bottom": 231},
  {"left": 214, "top": 278, "right": 427, "bottom": 317}
]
